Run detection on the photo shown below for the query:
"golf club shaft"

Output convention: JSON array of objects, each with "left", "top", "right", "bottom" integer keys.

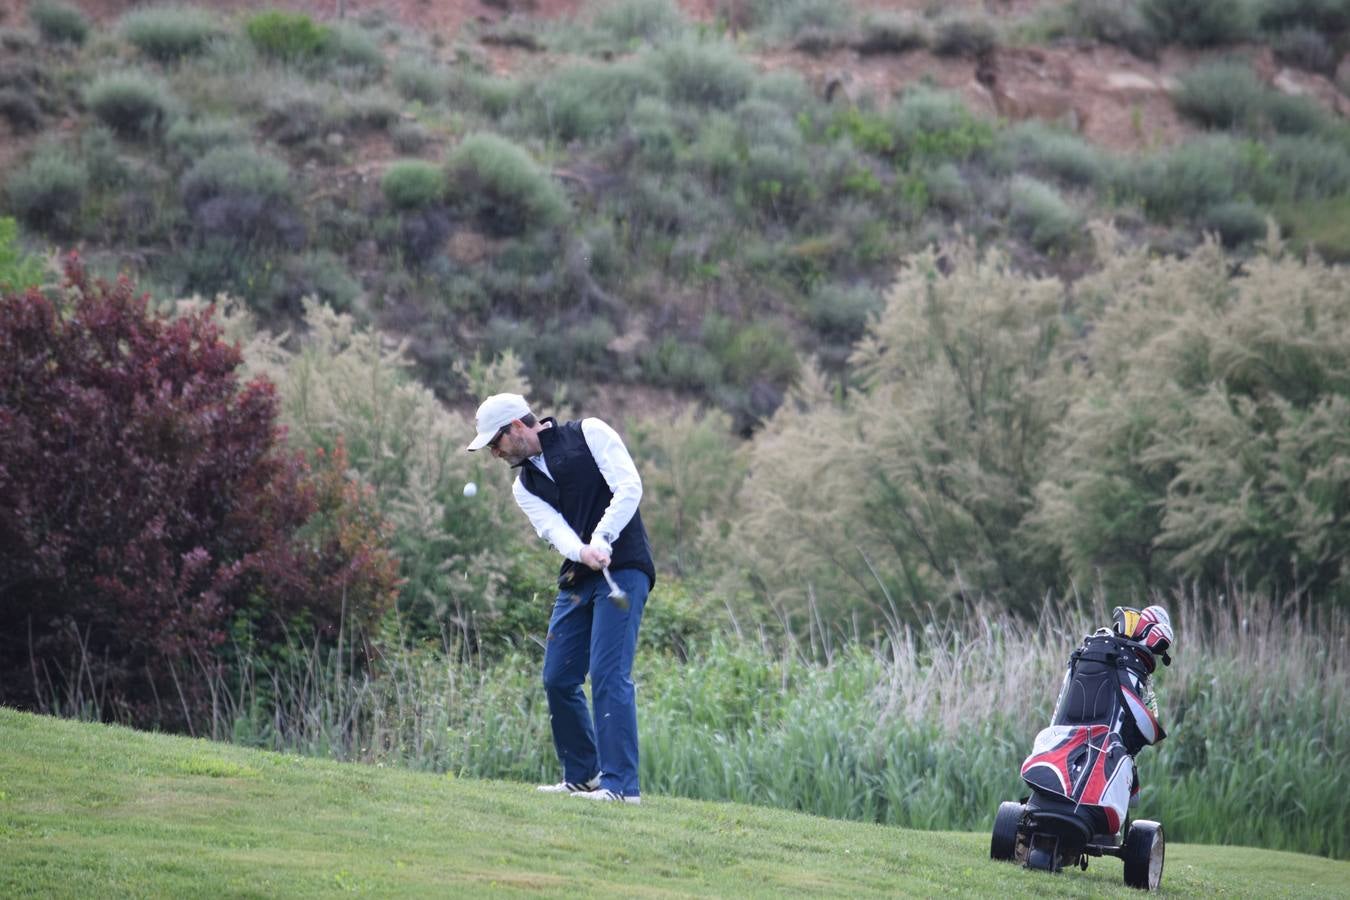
[{"left": 602, "top": 566, "right": 629, "bottom": 609}]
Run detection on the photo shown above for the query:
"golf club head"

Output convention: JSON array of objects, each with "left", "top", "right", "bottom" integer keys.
[{"left": 602, "top": 566, "right": 629, "bottom": 611}]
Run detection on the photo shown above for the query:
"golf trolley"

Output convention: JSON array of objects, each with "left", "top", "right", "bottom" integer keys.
[{"left": 990, "top": 610, "right": 1172, "bottom": 891}]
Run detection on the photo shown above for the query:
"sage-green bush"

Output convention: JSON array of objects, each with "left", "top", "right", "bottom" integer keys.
[
  {"left": 382, "top": 160, "right": 445, "bottom": 211},
  {"left": 5, "top": 148, "right": 88, "bottom": 237},
  {"left": 1139, "top": 0, "right": 1253, "bottom": 46},
  {"left": 516, "top": 61, "right": 664, "bottom": 143},
  {"left": 653, "top": 39, "right": 753, "bottom": 109},
  {"left": 391, "top": 57, "right": 451, "bottom": 105},
  {"left": 445, "top": 133, "right": 569, "bottom": 236},
  {"left": 120, "top": 6, "right": 219, "bottom": 62},
  {"left": 83, "top": 71, "right": 178, "bottom": 140},
  {"left": 1009, "top": 175, "right": 1079, "bottom": 252},
  {"left": 29, "top": 0, "right": 88, "bottom": 45}
]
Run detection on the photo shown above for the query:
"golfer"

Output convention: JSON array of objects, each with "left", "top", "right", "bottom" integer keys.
[{"left": 467, "top": 393, "right": 654, "bottom": 805}]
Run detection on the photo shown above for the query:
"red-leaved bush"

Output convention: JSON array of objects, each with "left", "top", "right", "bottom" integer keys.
[{"left": 0, "top": 255, "right": 399, "bottom": 728}]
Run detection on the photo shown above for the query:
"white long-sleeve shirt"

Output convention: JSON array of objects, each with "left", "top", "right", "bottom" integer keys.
[{"left": 511, "top": 418, "right": 643, "bottom": 562}]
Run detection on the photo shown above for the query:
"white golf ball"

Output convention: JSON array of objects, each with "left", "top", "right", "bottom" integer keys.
[{"left": 462, "top": 481, "right": 477, "bottom": 498}]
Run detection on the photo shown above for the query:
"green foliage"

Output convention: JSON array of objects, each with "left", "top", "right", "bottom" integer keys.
[
  {"left": 1258, "top": 0, "right": 1350, "bottom": 32},
  {"left": 325, "top": 22, "right": 384, "bottom": 75},
  {"left": 4, "top": 147, "right": 88, "bottom": 237},
  {"left": 993, "top": 121, "right": 1115, "bottom": 189},
  {"left": 931, "top": 16, "right": 997, "bottom": 57},
  {"left": 391, "top": 57, "right": 450, "bottom": 104},
  {"left": 1062, "top": 0, "right": 1158, "bottom": 58},
  {"left": 448, "top": 69, "right": 519, "bottom": 118},
  {"left": 890, "top": 85, "right": 993, "bottom": 163},
  {"left": 445, "top": 133, "right": 569, "bottom": 237},
  {"left": 382, "top": 160, "right": 445, "bottom": 211},
  {"left": 1139, "top": 0, "right": 1253, "bottom": 46},
  {"left": 588, "top": 0, "right": 687, "bottom": 47},
  {"left": 119, "top": 6, "right": 219, "bottom": 62},
  {"left": 83, "top": 71, "right": 178, "bottom": 141},
  {"left": 854, "top": 12, "right": 928, "bottom": 55},
  {"left": 641, "top": 336, "right": 725, "bottom": 392},
  {"left": 236, "top": 304, "right": 545, "bottom": 641},
  {"left": 1035, "top": 235, "right": 1350, "bottom": 599},
  {"left": 29, "top": 0, "right": 88, "bottom": 45},
  {"left": 1009, "top": 175, "right": 1080, "bottom": 252},
  {"left": 0, "top": 87, "right": 42, "bottom": 133},
  {"left": 1274, "top": 195, "right": 1350, "bottom": 261},
  {"left": 652, "top": 39, "right": 753, "bottom": 109},
  {"left": 0, "top": 216, "right": 45, "bottom": 291},
  {"left": 1200, "top": 199, "right": 1267, "bottom": 246},
  {"left": 245, "top": 10, "right": 328, "bottom": 62},
  {"left": 1124, "top": 134, "right": 1265, "bottom": 220},
  {"left": 1272, "top": 25, "right": 1339, "bottom": 76},
  {"left": 165, "top": 116, "right": 248, "bottom": 163},
  {"left": 181, "top": 145, "right": 291, "bottom": 210},
  {"left": 517, "top": 61, "right": 664, "bottom": 143},
  {"left": 1175, "top": 60, "right": 1329, "bottom": 136},
  {"left": 628, "top": 407, "right": 747, "bottom": 577}
]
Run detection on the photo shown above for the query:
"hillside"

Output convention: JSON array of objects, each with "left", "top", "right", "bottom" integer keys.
[
  {"left": 2, "top": 707, "right": 1347, "bottom": 897},
  {"left": 2, "top": 0, "right": 1348, "bottom": 427}
]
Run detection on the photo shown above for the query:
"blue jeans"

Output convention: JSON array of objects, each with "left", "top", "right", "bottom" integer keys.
[{"left": 541, "top": 567, "right": 648, "bottom": 797}]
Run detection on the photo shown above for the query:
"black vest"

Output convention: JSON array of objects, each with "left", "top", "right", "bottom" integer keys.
[{"left": 517, "top": 418, "right": 656, "bottom": 591}]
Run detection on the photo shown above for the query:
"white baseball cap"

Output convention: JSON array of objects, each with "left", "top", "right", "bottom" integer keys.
[{"left": 466, "top": 392, "right": 531, "bottom": 451}]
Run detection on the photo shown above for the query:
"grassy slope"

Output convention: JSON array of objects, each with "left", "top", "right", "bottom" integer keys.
[{"left": 0, "top": 709, "right": 1344, "bottom": 898}]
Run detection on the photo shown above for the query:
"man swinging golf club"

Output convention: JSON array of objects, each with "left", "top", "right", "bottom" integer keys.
[{"left": 467, "top": 393, "right": 655, "bottom": 805}]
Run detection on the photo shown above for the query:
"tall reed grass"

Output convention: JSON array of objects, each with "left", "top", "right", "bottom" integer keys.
[{"left": 33, "top": 588, "right": 1348, "bottom": 859}]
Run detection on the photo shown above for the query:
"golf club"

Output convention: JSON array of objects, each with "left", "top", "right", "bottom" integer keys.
[{"left": 601, "top": 566, "right": 629, "bottom": 611}]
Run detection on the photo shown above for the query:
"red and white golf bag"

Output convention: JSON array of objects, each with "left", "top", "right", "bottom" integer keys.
[{"left": 1019, "top": 606, "right": 1173, "bottom": 839}]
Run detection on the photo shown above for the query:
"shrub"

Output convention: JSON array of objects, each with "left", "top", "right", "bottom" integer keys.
[
  {"left": 1258, "top": 0, "right": 1350, "bottom": 32},
  {"left": 854, "top": 12, "right": 928, "bottom": 55},
  {"left": 382, "top": 159, "right": 445, "bottom": 210},
  {"left": 589, "top": 0, "right": 687, "bottom": 46},
  {"left": 1175, "top": 60, "right": 1328, "bottom": 136},
  {"left": 29, "top": 0, "right": 87, "bottom": 45},
  {"left": 1200, "top": 199, "right": 1268, "bottom": 246},
  {"left": 392, "top": 57, "right": 451, "bottom": 104},
  {"left": 1036, "top": 235, "right": 1350, "bottom": 601},
  {"left": 932, "top": 16, "right": 997, "bottom": 57},
  {"left": 801, "top": 282, "right": 883, "bottom": 343},
  {"left": 120, "top": 6, "right": 219, "bottom": 62},
  {"left": 165, "top": 116, "right": 247, "bottom": 163},
  {"left": 641, "top": 335, "right": 724, "bottom": 392},
  {"left": 0, "top": 87, "right": 41, "bottom": 132},
  {"left": 258, "top": 250, "right": 362, "bottom": 315},
  {"left": 245, "top": 10, "right": 328, "bottom": 62},
  {"left": 83, "top": 71, "right": 178, "bottom": 141},
  {"left": 0, "top": 259, "right": 399, "bottom": 727},
  {"left": 325, "top": 22, "right": 384, "bottom": 75},
  {"left": 1139, "top": 0, "right": 1252, "bottom": 46},
  {"left": 993, "top": 121, "right": 1114, "bottom": 188},
  {"left": 78, "top": 125, "right": 130, "bottom": 189},
  {"left": 1268, "top": 135, "right": 1350, "bottom": 200},
  {"left": 0, "top": 216, "right": 45, "bottom": 291},
  {"left": 653, "top": 39, "right": 753, "bottom": 109},
  {"left": 520, "top": 61, "right": 664, "bottom": 142},
  {"left": 4, "top": 149, "right": 87, "bottom": 237},
  {"left": 445, "top": 133, "right": 569, "bottom": 236},
  {"left": 732, "top": 240, "right": 1071, "bottom": 617},
  {"left": 890, "top": 86, "right": 993, "bottom": 163},
  {"left": 1009, "top": 175, "right": 1080, "bottom": 252},
  {"left": 390, "top": 120, "right": 432, "bottom": 153},
  {"left": 448, "top": 70, "right": 519, "bottom": 118},
  {"left": 1272, "top": 26, "right": 1338, "bottom": 76},
  {"left": 1125, "top": 135, "right": 1264, "bottom": 220},
  {"left": 180, "top": 146, "right": 302, "bottom": 250},
  {"left": 1065, "top": 0, "right": 1158, "bottom": 58}
]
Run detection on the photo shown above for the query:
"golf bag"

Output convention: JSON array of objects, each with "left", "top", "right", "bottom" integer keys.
[{"left": 992, "top": 605, "right": 1173, "bottom": 890}]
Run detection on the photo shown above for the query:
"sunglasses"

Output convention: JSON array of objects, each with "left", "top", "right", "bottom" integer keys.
[{"left": 487, "top": 423, "right": 511, "bottom": 450}]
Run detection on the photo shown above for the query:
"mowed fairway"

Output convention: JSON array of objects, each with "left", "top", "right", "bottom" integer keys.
[{"left": 0, "top": 708, "right": 1344, "bottom": 898}]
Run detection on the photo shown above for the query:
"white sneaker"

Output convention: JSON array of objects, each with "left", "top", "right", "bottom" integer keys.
[
  {"left": 537, "top": 776, "right": 600, "bottom": 794},
  {"left": 571, "top": 788, "right": 640, "bottom": 805}
]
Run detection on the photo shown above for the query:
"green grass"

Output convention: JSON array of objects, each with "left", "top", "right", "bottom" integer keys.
[{"left": 2, "top": 708, "right": 1346, "bottom": 897}]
